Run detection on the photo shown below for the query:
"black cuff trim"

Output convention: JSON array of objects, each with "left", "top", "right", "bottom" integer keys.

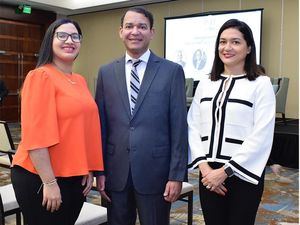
[{"left": 229, "top": 160, "right": 260, "bottom": 181}]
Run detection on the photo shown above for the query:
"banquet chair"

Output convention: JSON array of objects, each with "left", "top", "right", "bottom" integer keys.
[
  {"left": 270, "top": 77, "right": 290, "bottom": 124},
  {"left": 185, "top": 78, "right": 194, "bottom": 108},
  {"left": 93, "top": 179, "right": 193, "bottom": 225},
  {"left": 178, "top": 182, "right": 194, "bottom": 225},
  {"left": 75, "top": 202, "right": 107, "bottom": 225},
  {"left": 0, "top": 121, "right": 16, "bottom": 168},
  {"left": 0, "top": 195, "right": 4, "bottom": 225},
  {"left": 0, "top": 121, "right": 22, "bottom": 225},
  {"left": 0, "top": 184, "right": 21, "bottom": 225}
]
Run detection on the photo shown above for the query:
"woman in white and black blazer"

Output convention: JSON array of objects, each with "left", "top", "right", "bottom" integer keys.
[{"left": 187, "top": 19, "right": 275, "bottom": 225}]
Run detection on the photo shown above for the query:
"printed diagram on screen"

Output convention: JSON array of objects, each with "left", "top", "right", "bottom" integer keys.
[{"left": 193, "top": 49, "right": 207, "bottom": 71}]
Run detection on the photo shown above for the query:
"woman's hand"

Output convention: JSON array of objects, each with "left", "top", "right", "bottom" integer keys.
[
  {"left": 42, "top": 182, "right": 62, "bottom": 212},
  {"left": 82, "top": 172, "right": 94, "bottom": 196},
  {"left": 28, "top": 148, "right": 62, "bottom": 212},
  {"left": 201, "top": 167, "right": 228, "bottom": 196},
  {"left": 199, "top": 162, "right": 213, "bottom": 177}
]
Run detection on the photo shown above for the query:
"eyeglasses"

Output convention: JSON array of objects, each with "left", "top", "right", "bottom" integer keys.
[{"left": 55, "top": 32, "right": 82, "bottom": 43}]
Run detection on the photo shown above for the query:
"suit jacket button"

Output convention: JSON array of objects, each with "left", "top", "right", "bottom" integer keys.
[{"left": 130, "top": 127, "right": 134, "bottom": 131}]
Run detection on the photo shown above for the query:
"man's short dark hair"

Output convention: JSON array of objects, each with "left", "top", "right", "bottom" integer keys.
[{"left": 121, "top": 6, "right": 154, "bottom": 29}]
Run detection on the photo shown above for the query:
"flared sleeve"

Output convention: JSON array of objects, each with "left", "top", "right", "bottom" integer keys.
[
  {"left": 226, "top": 77, "right": 276, "bottom": 184},
  {"left": 187, "top": 81, "right": 208, "bottom": 170},
  {"left": 20, "top": 68, "right": 59, "bottom": 150}
]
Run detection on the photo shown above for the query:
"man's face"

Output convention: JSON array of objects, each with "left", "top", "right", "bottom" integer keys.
[{"left": 119, "top": 11, "right": 154, "bottom": 58}]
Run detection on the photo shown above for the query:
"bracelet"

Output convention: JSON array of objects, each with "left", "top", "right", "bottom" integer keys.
[
  {"left": 37, "top": 178, "right": 57, "bottom": 194},
  {"left": 43, "top": 178, "right": 57, "bottom": 186}
]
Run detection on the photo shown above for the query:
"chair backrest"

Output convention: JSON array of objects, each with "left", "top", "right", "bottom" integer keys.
[
  {"left": 0, "top": 121, "right": 15, "bottom": 165},
  {"left": 185, "top": 78, "right": 194, "bottom": 97},
  {"left": 274, "top": 77, "right": 289, "bottom": 113},
  {"left": 270, "top": 77, "right": 275, "bottom": 85},
  {"left": 0, "top": 195, "right": 4, "bottom": 225},
  {"left": 0, "top": 184, "right": 21, "bottom": 225}
]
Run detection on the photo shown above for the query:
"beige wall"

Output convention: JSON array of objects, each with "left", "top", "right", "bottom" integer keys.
[{"left": 71, "top": 0, "right": 299, "bottom": 118}]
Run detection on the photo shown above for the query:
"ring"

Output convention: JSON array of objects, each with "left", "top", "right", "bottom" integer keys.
[{"left": 206, "top": 185, "right": 211, "bottom": 189}]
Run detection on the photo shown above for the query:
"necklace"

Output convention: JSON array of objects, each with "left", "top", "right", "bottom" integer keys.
[
  {"left": 64, "top": 75, "right": 77, "bottom": 85},
  {"left": 52, "top": 63, "right": 76, "bottom": 85}
]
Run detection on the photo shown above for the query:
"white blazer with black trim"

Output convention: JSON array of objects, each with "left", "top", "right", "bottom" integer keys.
[{"left": 187, "top": 74, "right": 275, "bottom": 185}]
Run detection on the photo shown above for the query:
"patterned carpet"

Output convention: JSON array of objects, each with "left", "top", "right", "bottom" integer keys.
[{"left": 1, "top": 123, "right": 299, "bottom": 225}]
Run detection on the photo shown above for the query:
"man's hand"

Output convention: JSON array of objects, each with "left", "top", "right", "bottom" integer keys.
[
  {"left": 96, "top": 175, "right": 111, "bottom": 202},
  {"left": 163, "top": 181, "right": 182, "bottom": 202}
]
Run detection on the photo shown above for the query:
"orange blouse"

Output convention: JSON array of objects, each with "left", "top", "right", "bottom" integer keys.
[{"left": 12, "top": 64, "right": 104, "bottom": 177}]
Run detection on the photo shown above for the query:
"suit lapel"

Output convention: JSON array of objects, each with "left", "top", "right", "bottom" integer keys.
[
  {"left": 113, "top": 57, "right": 131, "bottom": 119},
  {"left": 132, "top": 53, "right": 161, "bottom": 118}
]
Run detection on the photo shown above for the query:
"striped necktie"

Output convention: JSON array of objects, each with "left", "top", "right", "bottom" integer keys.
[{"left": 130, "top": 59, "right": 142, "bottom": 114}]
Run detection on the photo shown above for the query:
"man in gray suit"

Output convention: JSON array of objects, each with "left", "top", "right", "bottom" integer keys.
[{"left": 95, "top": 6, "right": 188, "bottom": 225}]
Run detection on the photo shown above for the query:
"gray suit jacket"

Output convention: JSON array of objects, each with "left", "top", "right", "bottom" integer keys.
[{"left": 95, "top": 52, "right": 188, "bottom": 194}]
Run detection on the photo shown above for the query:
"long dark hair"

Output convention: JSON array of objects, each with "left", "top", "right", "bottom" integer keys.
[
  {"left": 36, "top": 18, "right": 82, "bottom": 68},
  {"left": 210, "top": 19, "right": 264, "bottom": 81}
]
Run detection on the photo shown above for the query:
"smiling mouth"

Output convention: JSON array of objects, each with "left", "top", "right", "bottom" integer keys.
[
  {"left": 62, "top": 46, "right": 76, "bottom": 53},
  {"left": 129, "top": 38, "right": 142, "bottom": 42},
  {"left": 223, "top": 54, "right": 234, "bottom": 58}
]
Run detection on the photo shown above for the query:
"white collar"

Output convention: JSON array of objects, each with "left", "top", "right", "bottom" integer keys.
[
  {"left": 221, "top": 73, "right": 246, "bottom": 78},
  {"left": 125, "top": 49, "right": 151, "bottom": 64}
]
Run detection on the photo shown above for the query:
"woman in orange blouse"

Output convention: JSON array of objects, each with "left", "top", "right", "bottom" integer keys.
[{"left": 11, "top": 18, "right": 104, "bottom": 225}]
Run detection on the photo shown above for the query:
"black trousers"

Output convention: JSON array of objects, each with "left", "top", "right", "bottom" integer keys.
[
  {"left": 199, "top": 162, "right": 264, "bottom": 225},
  {"left": 106, "top": 171, "right": 171, "bottom": 225},
  {"left": 11, "top": 166, "right": 85, "bottom": 225}
]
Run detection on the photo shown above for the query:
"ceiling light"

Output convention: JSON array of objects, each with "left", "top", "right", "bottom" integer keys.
[{"left": 28, "top": 0, "right": 130, "bottom": 10}]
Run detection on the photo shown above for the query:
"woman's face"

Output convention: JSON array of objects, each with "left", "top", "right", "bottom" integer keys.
[
  {"left": 52, "top": 23, "right": 81, "bottom": 64},
  {"left": 218, "top": 28, "right": 251, "bottom": 72}
]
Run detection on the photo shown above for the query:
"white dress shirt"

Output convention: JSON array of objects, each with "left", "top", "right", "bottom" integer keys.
[{"left": 125, "top": 49, "right": 150, "bottom": 104}]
